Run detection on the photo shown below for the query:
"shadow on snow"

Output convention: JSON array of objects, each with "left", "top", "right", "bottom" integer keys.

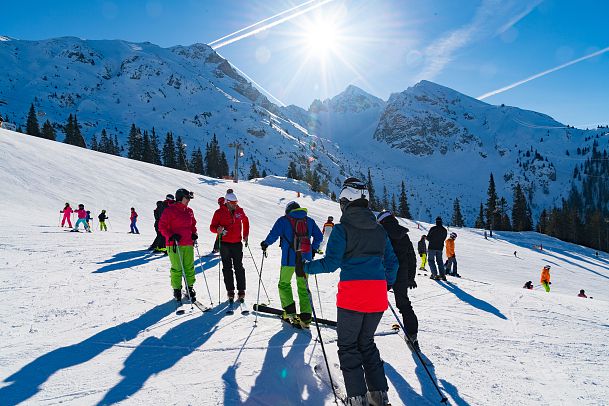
[
  {"left": 94, "top": 249, "right": 163, "bottom": 273},
  {"left": 437, "top": 281, "right": 507, "bottom": 320}
]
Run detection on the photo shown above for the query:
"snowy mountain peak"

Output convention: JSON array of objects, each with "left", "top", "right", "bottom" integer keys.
[{"left": 0, "top": 35, "right": 13, "bottom": 41}]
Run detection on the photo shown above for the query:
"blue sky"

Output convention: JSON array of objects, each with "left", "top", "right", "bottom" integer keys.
[{"left": 3, "top": 0, "right": 608, "bottom": 127}]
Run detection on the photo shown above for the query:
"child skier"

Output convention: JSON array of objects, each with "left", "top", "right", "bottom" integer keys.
[
  {"left": 60, "top": 203, "right": 73, "bottom": 228},
  {"left": 85, "top": 210, "right": 93, "bottom": 230},
  {"left": 305, "top": 177, "right": 398, "bottom": 406},
  {"left": 319, "top": 215, "right": 334, "bottom": 253},
  {"left": 523, "top": 281, "right": 533, "bottom": 290},
  {"left": 129, "top": 207, "right": 139, "bottom": 234},
  {"left": 418, "top": 235, "right": 427, "bottom": 270},
  {"left": 445, "top": 232, "right": 460, "bottom": 277},
  {"left": 578, "top": 289, "right": 587, "bottom": 298},
  {"left": 260, "top": 201, "right": 323, "bottom": 328},
  {"left": 72, "top": 204, "right": 90, "bottom": 232},
  {"left": 98, "top": 210, "right": 108, "bottom": 231},
  {"left": 210, "top": 189, "right": 249, "bottom": 303},
  {"left": 540, "top": 265, "right": 551, "bottom": 292},
  {"left": 158, "top": 188, "right": 197, "bottom": 302}
]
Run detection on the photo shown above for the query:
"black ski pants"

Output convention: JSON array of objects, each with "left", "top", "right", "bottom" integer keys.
[
  {"left": 337, "top": 307, "right": 388, "bottom": 398},
  {"left": 393, "top": 281, "right": 418, "bottom": 338},
  {"left": 220, "top": 241, "right": 246, "bottom": 293}
]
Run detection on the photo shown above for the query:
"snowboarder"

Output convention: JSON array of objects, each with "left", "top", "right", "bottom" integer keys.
[
  {"left": 305, "top": 177, "right": 398, "bottom": 406},
  {"left": 98, "top": 210, "right": 108, "bottom": 231},
  {"left": 129, "top": 207, "right": 139, "bottom": 234},
  {"left": 445, "top": 232, "right": 460, "bottom": 277},
  {"left": 158, "top": 188, "right": 197, "bottom": 302},
  {"left": 72, "top": 204, "right": 91, "bottom": 232},
  {"left": 427, "top": 217, "right": 447, "bottom": 281},
  {"left": 212, "top": 197, "right": 225, "bottom": 253},
  {"left": 210, "top": 189, "right": 249, "bottom": 303},
  {"left": 377, "top": 210, "right": 420, "bottom": 351},
  {"left": 578, "top": 289, "right": 587, "bottom": 298},
  {"left": 319, "top": 216, "right": 334, "bottom": 253},
  {"left": 540, "top": 265, "right": 551, "bottom": 292},
  {"left": 60, "top": 203, "right": 73, "bottom": 228},
  {"left": 260, "top": 201, "right": 323, "bottom": 329},
  {"left": 523, "top": 281, "right": 533, "bottom": 290},
  {"left": 149, "top": 201, "right": 166, "bottom": 251},
  {"left": 418, "top": 235, "right": 427, "bottom": 271}
]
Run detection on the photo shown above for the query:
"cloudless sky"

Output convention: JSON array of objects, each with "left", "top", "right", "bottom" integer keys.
[{"left": 2, "top": 0, "right": 609, "bottom": 127}]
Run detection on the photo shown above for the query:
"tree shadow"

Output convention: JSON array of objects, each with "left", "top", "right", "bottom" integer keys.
[
  {"left": 222, "top": 327, "right": 326, "bottom": 405},
  {"left": 94, "top": 249, "right": 163, "bottom": 273},
  {"left": 0, "top": 301, "right": 175, "bottom": 406},
  {"left": 197, "top": 177, "right": 224, "bottom": 186},
  {"left": 97, "top": 303, "right": 226, "bottom": 405},
  {"left": 437, "top": 281, "right": 507, "bottom": 320}
]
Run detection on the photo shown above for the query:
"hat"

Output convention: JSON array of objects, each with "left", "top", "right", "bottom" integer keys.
[
  {"left": 376, "top": 210, "right": 392, "bottom": 223},
  {"left": 544, "top": 265, "right": 551, "bottom": 270},
  {"left": 285, "top": 201, "right": 300, "bottom": 215},
  {"left": 218, "top": 196, "right": 225, "bottom": 205},
  {"left": 175, "top": 188, "right": 194, "bottom": 201},
  {"left": 450, "top": 232, "right": 457, "bottom": 239},
  {"left": 328, "top": 216, "right": 334, "bottom": 221},
  {"left": 435, "top": 216, "right": 443, "bottom": 225},
  {"left": 225, "top": 188, "right": 238, "bottom": 202},
  {"left": 166, "top": 194, "right": 175, "bottom": 200}
]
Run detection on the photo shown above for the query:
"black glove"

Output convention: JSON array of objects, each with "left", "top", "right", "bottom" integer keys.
[
  {"left": 549, "top": 282, "right": 552, "bottom": 285},
  {"left": 244, "top": 237, "right": 248, "bottom": 247},
  {"left": 260, "top": 241, "right": 269, "bottom": 252},
  {"left": 387, "top": 284, "right": 393, "bottom": 292},
  {"left": 191, "top": 233, "right": 198, "bottom": 241},
  {"left": 170, "top": 233, "right": 181, "bottom": 243},
  {"left": 407, "top": 280, "right": 418, "bottom": 289}
]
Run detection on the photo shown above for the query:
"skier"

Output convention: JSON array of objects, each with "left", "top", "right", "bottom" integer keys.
[
  {"left": 72, "top": 204, "right": 91, "bottom": 232},
  {"left": 514, "top": 251, "right": 518, "bottom": 257},
  {"left": 158, "top": 188, "right": 197, "bottom": 302},
  {"left": 212, "top": 197, "right": 225, "bottom": 253},
  {"left": 417, "top": 235, "right": 427, "bottom": 271},
  {"left": 129, "top": 207, "right": 139, "bottom": 234},
  {"left": 210, "top": 189, "right": 250, "bottom": 303},
  {"left": 377, "top": 210, "right": 420, "bottom": 351},
  {"left": 149, "top": 201, "right": 166, "bottom": 252},
  {"left": 319, "top": 216, "right": 334, "bottom": 253},
  {"left": 578, "top": 289, "right": 587, "bottom": 298},
  {"left": 98, "top": 210, "right": 108, "bottom": 231},
  {"left": 444, "top": 232, "right": 460, "bottom": 277},
  {"left": 427, "top": 217, "right": 447, "bottom": 281},
  {"left": 260, "top": 201, "right": 323, "bottom": 328},
  {"left": 305, "top": 177, "right": 398, "bottom": 406},
  {"left": 523, "top": 281, "right": 533, "bottom": 290},
  {"left": 85, "top": 210, "right": 93, "bottom": 230},
  {"left": 540, "top": 265, "right": 551, "bottom": 292},
  {"left": 60, "top": 203, "right": 73, "bottom": 228}
]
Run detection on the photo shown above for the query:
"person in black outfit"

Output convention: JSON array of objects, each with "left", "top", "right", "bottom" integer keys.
[
  {"left": 427, "top": 216, "right": 447, "bottom": 281},
  {"left": 377, "top": 210, "right": 420, "bottom": 351},
  {"left": 149, "top": 194, "right": 175, "bottom": 252}
]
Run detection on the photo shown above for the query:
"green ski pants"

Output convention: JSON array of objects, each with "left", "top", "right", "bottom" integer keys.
[
  {"left": 278, "top": 265, "right": 312, "bottom": 316},
  {"left": 168, "top": 245, "right": 195, "bottom": 289},
  {"left": 420, "top": 253, "right": 427, "bottom": 269},
  {"left": 99, "top": 221, "right": 107, "bottom": 231},
  {"left": 542, "top": 282, "right": 550, "bottom": 292}
]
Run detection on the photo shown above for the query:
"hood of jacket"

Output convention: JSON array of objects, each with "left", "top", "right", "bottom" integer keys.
[{"left": 380, "top": 215, "right": 409, "bottom": 240}]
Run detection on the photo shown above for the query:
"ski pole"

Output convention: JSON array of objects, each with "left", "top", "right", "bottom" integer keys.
[
  {"left": 175, "top": 240, "right": 194, "bottom": 311},
  {"left": 305, "top": 275, "right": 338, "bottom": 404},
  {"left": 314, "top": 275, "right": 324, "bottom": 320},
  {"left": 388, "top": 302, "right": 448, "bottom": 404},
  {"left": 254, "top": 250, "right": 267, "bottom": 326},
  {"left": 194, "top": 241, "right": 213, "bottom": 307},
  {"left": 107, "top": 218, "right": 112, "bottom": 230},
  {"left": 246, "top": 244, "right": 271, "bottom": 303},
  {"left": 218, "top": 234, "right": 222, "bottom": 304},
  {"left": 58, "top": 212, "right": 62, "bottom": 227}
]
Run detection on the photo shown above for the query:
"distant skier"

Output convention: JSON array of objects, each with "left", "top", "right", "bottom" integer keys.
[
  {"left": 260, "top": 201, "right": 323, "bottom": 329},
  {"left": 377, "top": 210, "right": 420, "bottom": 351},
  {"left": 427, "top": 216, "right": 447, "bottom": 281},
  {"left": 149, "top": 201, "right": 166, "bottom": 251},
  {"left": 212, "top": 197, "right": 225, "bottom": 254},
  {"left": 72, "top": 204, "right": 91, "bottom": 232},
  {"left": 319, "top": 215, "right": 334, "bottom": 253},
  {"left": 523, "top": 281, "right": 533, "bottom": 290},
  {"left": 484, "top": 231, "right": 488, "bottom": 240},
  {"left": 540, "top": 265, "right": 551, "bottom": 292},
  {"left": 418, "top": 235, "right": 427, "bottom": 271},
  {"left": 210, "top": 189, "right": 249, "bottom": 303},
  {"left": 85, "top": 210, "right": 93, "bottom": 230},
  {"left": 514, "top": 251, "right": 517, "bottom": 257},
  {"left": 445, "top": 232, "right": 460, "bottom": 277},
  {"left": 98, "top": 210, "right": 108, "bottom": 231},
  {"left": 158, "top": 188, "right": 197, "bottom": 302},
  {"left": 129, "top": 207, "right": 139, "bottom": 234},
  {"left": 60, "top": 203, "right": 73, "bottom": 228},
  {"left": 305, "top": 177, "right": 398, "bottom": 406},
  {"left": 578, "top": 289, "right": 587, "bottom": 298}
]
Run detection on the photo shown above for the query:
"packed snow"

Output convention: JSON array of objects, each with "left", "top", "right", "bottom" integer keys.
[{"left": 1, "top": 129, "right": 608, "bottom": 405}]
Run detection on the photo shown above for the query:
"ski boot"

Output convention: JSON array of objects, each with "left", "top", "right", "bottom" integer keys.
[
  {"left": 281, "top": 312, "right": 302, "bottom": 328},
  {"left": 406, "top": 333, "right": 421, "bottom": 353},
  {"left": 440, "top": 275, "right": 447, "bottom": 281},
  {"left": 429, "top": 275, "right": 438, "bottom": 280},
  {"left": 187, "top": 286, "right": 196, "bottom": 302},
  {"left": 237, "top": 290, "right": 245, "bottom": 303},
  {"left": 173, "top": 289, "right": 182, "bottom": 301},
  {"left": 299, "top": 313, "right": 312, "bottom": 329},
  {"left": 227, "top": 290, "right": 235, "bottom": 303},
  {"left": 453, "top": 273, "right": 461, "bottom": 278},
  {"left": 367, "top": 390, "right": 390, "bottom": 406},
  {"left": 346, "top": 394, "right": 369, "bottom": 406}
]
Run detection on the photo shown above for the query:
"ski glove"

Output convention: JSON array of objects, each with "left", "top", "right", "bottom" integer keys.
[
  {"left": 170, "top": 233, "right": 181, "bottom": 243},
  {"left": 217, "top": 226, "right": 227, "bottom": 236},
  {"left": 191, "top": 233, "right": 198, "bottom": 241},
  {"left": 407, "top": 280, "right": 418, "bottom": 289},
  {"left": 244, "top": 237, "right": 248, "bottom": 247},
  {"left": 260, "top": 241, "right": 269, "bottom": 252}
]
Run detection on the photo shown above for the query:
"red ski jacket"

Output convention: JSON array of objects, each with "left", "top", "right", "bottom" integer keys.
[
  {"left": 158, "top": 202, "right": 197, "bottom": 246},
  {"left": 209, "top": 205, "right": 249, "bottom": 244}
]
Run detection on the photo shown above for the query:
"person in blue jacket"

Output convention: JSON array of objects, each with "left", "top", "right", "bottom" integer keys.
[
  {"left": 305, "top": 177, "right": 398, "bottom": 406},
  {"left": 261, "top": 201, "right": 323, "bottom": 329}
]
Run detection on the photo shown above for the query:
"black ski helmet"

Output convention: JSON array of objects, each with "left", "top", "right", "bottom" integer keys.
[
  {"left": 285, "top": 201, "right": 300, "bottom": 215},
  {"left": 328, "top": 216, "right": 333, "bottom": 222},
  {"left": 166, "top": 194, "right": 175, "bottom": 201},
  {"left": 175, "top": 188, "right": 194, "bottom": 201},
  {"left": 78, "top": 204, "right": 84, "bottom": 209}
]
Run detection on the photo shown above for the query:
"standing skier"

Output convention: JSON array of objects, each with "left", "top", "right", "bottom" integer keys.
[
  {"left": 417, "top": 235, "right": 427, "bottom": 271},
  {"left": 98, "top": 210, "right": 108, "bottom": 231},
  {"left": 305, "top": 177, "right": 398, "bottom": 406},
  {"left": 149, "top": 201, "right": 166, "bottom": 251},
  {"left": 60, "top": 203, "right": 73, "bottom": 228},
  {"left": 72, "top": 204, "right": 91, "bottom": 232},
  {"left": 444, "top": 232, "right": 460, "bottom": 277},
  {"left": 540, "top": 265, "right": 551, "bottom": 292},
  {"left": 427, "top": 217, "right": 447, "bottom": 281},
  {"left": 210, "top": 189, "right": 249, "bottom": 303},
  {"left": 377, "top": 210, "right": 420, "bottom": 351},
  {"left": 158, "top": 188, "right": 197, "bottom": 302},
  {"left": 85, "top": 210, "right": 93, "bottom": 230},
  {"left": 212, "top": 197, "right": 225, "bottom": 253},
  {"left": 260, "top": 201, "right": 323, "bottom": 328},
  {"left": 319, "top": 216, "right": 334, "bottom": 253},
  {"left": 129, "top": 207, "right": 139, "bottom": 234}
]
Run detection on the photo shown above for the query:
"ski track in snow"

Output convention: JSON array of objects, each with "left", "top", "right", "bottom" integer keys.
[{"left": 0, "top": 130, "right": 608, "bottom": 405}]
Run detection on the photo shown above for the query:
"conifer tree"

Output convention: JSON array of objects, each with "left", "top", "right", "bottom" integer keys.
[
  {"left": 286, "top": 161, "right": 298, "bottom": 179},
  {"left": 26, "top": 103, "right": 41, "bottom": 137},
  {"left": 41, "top": 120, "right": 56, "bottom": 140},
  {"left": 72, "top": 115, "right": 86, "bottom": 148},
  {"left": 248, "top": 161, "right": 260, "bottom": 179},
  {"left": 498, "top": 197, "right": 512, "bottom": 230},
  {"left": 398, "top": 180, "right": 411, "bottom": 219},
  {"left": 99, "top": 129, "right": 110, "bottom": 153},
  {"left": 262, "top": 169, "right": 268, "bottom": 178},
  {"left": 512, "top": 183, "right": 532, "bottom": 231},
  {"left": 113, "top": 134, "right": 121, "bottom": 155},
  {"left": 90, "top": 133, "right": 99, "bottom": 151},
  {"left": 141, "top": 131, "right": 152, "bottom": 163},
  {"left": 163, "top": 131, "right": 177, "bottom": 168},
  {"left": 150, "top": 127, "right": 161, "bottom": 165},
  {"left": 63, "top": 114, "right": 75, "bottom": 145},
  {"left": 475, "top": 203, "right": 485, "bottom": 228},
  {"left": 485, "top": 173, "right": 500, "bottom": 230},
  {"left": 190, "top": 147, "right": 204, "bottom": 174},
  {"left": 175, "top": 136, "right": 189, "bottom": 171},
  {"left": 367, "top": 169, "right": 377, "bottom": 210},
  {"left": 452, "top": 198, "right": 465, "bottom": 227},
  {"left": 127, "top": 124, "right": 143, "bottom": 161},
  {"left": 381, "top": 185, "right": 389, "bottom": 210},
  {"left": 391, "top": 193, "right": 398, "bottom": 214}
]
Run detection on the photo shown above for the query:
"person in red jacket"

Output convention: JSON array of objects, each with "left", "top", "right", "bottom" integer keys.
[
  {"left": 129, "top": 208, "right": 139, "bottom": 234},
  {"left": 60, "top": 202, "right": 73, "bottom": 227},
  {"left": 210, "top": 189, "right": 250, "bottom": 303},
  {"left": 159, "top": 188, "right": 198, "bottom": 302}
]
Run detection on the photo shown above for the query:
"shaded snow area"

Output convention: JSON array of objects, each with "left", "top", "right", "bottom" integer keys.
[{"left": 1, "top": 129, "right": 608, "bottom": 405}]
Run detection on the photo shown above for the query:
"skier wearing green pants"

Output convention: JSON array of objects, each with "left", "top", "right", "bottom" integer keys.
[
  {"left": 159, "top": 188, "right": 198, "bottom": 302},
  {"left": 261, "top": 201, "right": 323, "bottom": 328}
]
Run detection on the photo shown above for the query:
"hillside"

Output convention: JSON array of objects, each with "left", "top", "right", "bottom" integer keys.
[{"left": 1, "top": 129, "right": 608, "bottom": 405}]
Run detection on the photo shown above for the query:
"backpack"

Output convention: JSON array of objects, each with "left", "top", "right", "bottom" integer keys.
[{"left": 287, "top": 216, "right": 311, "bottom": 273}]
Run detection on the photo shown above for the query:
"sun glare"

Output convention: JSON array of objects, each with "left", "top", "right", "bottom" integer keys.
[{"left": 305, "top": 20, "right": 338, "bottom": 54}]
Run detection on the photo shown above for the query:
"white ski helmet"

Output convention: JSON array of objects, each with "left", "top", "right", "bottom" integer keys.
[{"left": 339, "top": 177, "right": 369, "bottom": 209}]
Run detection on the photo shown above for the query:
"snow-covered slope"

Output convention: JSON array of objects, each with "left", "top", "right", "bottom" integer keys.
[{"left": 1, "top": 129, "right": 608, "bottom": 405}]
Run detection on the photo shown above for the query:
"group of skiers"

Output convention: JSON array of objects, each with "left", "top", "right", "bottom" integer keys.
[
  {"left": 59, "top": 203, "right": 132, "bottom": 233},
  {"left": 523, "top": 267, "right": 591, "bottom": 298},
  {"left": 416, "top": 217, "right": 461, "bottom": 280}
]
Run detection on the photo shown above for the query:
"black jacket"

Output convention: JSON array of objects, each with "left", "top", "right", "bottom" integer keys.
[
  {"left": 427, "top": 224, "right": 447, "bottom": 250},
  {"left": 98, "top": 212, "right": 108, "bottom": 221},
  {"left": 379, "top": 216, "right": 416, "bottom": 284},
  {"left": 417, "top": 239, "right": 427, "bottom": 255}
]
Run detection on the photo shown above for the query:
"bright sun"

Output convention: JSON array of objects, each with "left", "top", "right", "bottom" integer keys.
[{"left": 305, "top": 20, "right": 338, "bottom": 54}]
